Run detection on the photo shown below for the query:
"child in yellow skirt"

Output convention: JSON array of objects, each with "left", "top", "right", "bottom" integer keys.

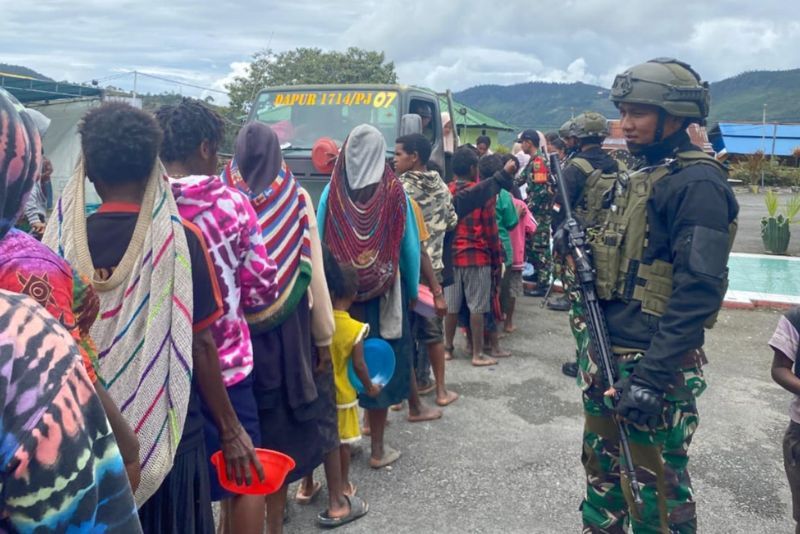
[{"left": 325, "top": 251, "right": 381, "bottom": 497}]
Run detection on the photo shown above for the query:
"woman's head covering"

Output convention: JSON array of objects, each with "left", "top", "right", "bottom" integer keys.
[
  {"left": 442, "top": 112, "right": 458, "bottom": 153},
  {"left": 0, "top": 88, "right": 41, "bottom": 239},
  {"left": 399, "top": 114, "right": 422, "bottom": 137},
  {"left": 343, "top": 124, "right": 387, "bottom": 190},
  {"left": 537, "top": 130, "right": 548, "bottom": 154},
  {"left": 222, "top": 121, "right": 313, "bottom": 330},
  {"left": 234, "top": 121, "right": 283, "bottom": 196},
  {"left": 325, "top": 124, "right": 406, "bottom": 302}
]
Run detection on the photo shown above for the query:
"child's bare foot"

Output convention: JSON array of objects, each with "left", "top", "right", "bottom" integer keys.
[
  {"left": 435, "top": 390, "right": 459, "bottom": 407},
  {"left": 417, "top": 381, "right": 436, "bottom": 395},
  {"left": 390, "top": 402, "right": 404, "bottom": 412},
  {"left": 488, "top": 348, "right": 512, "bottom": 358},
  {"left": 370, "top": 446, "right": 401, "bottom": 468},
  {"left": 472, "top": 355, "right": 497, "bottom": 367},
  {"left": 503, "top": 325, "right": 516, "bottom": 333},
  {"left": 444, "top": 345, "right": 455, "bottom": 360},
  {"left": 407, "top": 404, "right": 443, "bottom": 422}
]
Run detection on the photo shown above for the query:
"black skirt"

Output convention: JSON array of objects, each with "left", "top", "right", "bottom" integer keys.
[
  {"left": 137, "top": 440, "right": 214, "bottom": 534},
  {"left": 252, "top": 297, "right": 324, "bottom": 484},
  {"left": 314, "top": 365, "right": 341, "bottom": 455}
]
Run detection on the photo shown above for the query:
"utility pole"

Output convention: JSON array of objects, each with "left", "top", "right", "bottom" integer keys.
[
  {"left": 132, "top": 70, "right": 138, "bottom": 101},
  {"left": 761, "top": 103, "right": 767, "bottom": 190}
]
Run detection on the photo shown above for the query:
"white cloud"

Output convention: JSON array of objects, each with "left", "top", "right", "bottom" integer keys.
[
  {"left": 3, "top": 0, "right": 800, "bottom": 99},
  {"left": 213, "top": 62, "right": 251, "bottom": 92}
]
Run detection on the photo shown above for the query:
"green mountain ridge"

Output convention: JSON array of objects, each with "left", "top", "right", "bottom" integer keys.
[
  {"left": 454, "top": 68, "right": 800, "bottom": 132},
  {"left": 5, "top": 61, "right": 798, "bottom": 131},
  {"left": 0, "top": 64, "right": 52, "bottom": 81}
]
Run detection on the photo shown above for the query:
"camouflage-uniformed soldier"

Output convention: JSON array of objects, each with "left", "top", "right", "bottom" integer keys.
[
  {"left": 551, "top": 112, "right": 623, "bottom": 378},
  {"left": 515, "top": 129, "right": 552, "bottom": 295},
  {"left": 579, "top": 58, "right": 739, "bottom": 533}
]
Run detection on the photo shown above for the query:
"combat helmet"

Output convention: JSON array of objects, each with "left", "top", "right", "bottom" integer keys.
[
  {"left": 609, "top": 58, "right": 710, "bottom": 124},
  {"left": 569, "top": 111, "right": 610, "bottom": 139},
  {"left": 558, "top": 118, "right": 575, "bottom": 139}
]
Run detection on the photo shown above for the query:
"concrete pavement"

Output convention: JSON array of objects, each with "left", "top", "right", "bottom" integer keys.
[{"left": 280, "top": 297, "right": 793, "bottom": 533}]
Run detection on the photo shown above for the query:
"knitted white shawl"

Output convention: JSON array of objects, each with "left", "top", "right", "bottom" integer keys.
[{"left": 43, "top": 160, "right": 193, "bottom": 506}]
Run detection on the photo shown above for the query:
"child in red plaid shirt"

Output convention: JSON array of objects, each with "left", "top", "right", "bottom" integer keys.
[{"left": 443, "top": 147, "right": 504, "bottom": 366}]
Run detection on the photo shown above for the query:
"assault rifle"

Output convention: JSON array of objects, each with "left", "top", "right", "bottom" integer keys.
[{"left": 548, "top": 153, "right": 643, "bottom": 507}]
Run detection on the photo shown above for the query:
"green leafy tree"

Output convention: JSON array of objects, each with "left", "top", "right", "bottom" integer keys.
[{"left": 226, "top": 47, "right": 397, "bottom": 113}]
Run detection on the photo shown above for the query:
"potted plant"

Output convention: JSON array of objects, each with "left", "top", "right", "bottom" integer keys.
[{"left": 761, "top": 190, "right": 800, "bottom": 254}]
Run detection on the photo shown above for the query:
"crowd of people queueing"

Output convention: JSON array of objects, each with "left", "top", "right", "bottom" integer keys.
[{"left": 0, "top": 85, "right": 545, "bottom": 533}]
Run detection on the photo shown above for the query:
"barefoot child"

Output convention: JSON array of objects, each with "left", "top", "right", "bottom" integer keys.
[
  {"left": 443, "top": 148, "right": 505, "bottom": 367},
  {"left": 396, "top": 134, "right": 459, "bottom": 407},
  {"left": 770, "top": 306, "right": 800, "bottom": 534}
]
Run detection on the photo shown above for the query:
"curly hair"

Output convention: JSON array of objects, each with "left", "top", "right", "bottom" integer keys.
[
  {"left": 79, "top": 102, "right": 162, "bottom": 185},
  {"left": 452, "top": 147, "right": 479, "bottom": 178},
  {"left": 322, "top": 245, "right": 358, "bottom": 302},
  {"left": 478, "top": 153, "right": 503, "bottom": 180},
  {"left": 395, "top": 133, "right": 432, "bottom": 165},
  {"left": 154, "top": 98, "right": 225, "bottom": 163}
]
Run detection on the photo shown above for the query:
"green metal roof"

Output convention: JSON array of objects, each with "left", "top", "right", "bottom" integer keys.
[
  {"left": 438, "top": 96, "right": 515, "bottom": 132},
  {"left": 0, "top": 73, "right": 102, "bottom": 103}
]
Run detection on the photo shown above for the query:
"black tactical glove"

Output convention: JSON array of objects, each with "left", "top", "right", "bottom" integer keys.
[{"left": 614, "top": 376, "right": 664, "bottom": 430}]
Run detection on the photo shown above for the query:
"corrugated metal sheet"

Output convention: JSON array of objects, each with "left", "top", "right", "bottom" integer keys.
[
  {"left": 0, "top": 74, "right": 102, "bottom": 103},
  {"left": 709, "top": 122, "right": 800, "bottom": 156},
  {"left": 438, "top": 96, "right": 515, "bottom": 131}
]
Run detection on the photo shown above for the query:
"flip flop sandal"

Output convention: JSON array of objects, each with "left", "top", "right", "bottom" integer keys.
[
  {"left": 317, "top": 495, "right": 369, "bottom": 529},
  {"left": 295, "top": 480, "right": 322, "bottom": 505},
  {"left": 343, "top": 481, "right": 358, "bottom": 497}
]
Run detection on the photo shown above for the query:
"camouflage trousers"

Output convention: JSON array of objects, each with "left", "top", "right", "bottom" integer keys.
[
  {"left": 581, "top": 354, "right": 707, "bottom": 534},
  {"left": 527, "top": 220, "right": 552, "bottom": 286},
  {"left": 555, "top": 255, "right": 590, "bottom": 385}
]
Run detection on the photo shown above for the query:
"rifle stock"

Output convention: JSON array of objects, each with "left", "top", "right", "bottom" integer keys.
[{"left": 548, "top": 153, "right": 643, "bottom": 507}]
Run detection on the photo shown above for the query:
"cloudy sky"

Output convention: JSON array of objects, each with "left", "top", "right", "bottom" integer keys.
[{"left": 3, "top": 0, "right": 799, "bottom": 102}]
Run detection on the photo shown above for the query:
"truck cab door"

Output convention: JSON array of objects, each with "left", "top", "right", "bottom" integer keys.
[{"left": 408, "top": 96, "right": 444, "bottom": 172}]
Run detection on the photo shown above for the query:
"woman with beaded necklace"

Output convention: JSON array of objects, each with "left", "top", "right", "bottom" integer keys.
[{"left": 317, "top": 124, "right": 420, "bottom": 469}]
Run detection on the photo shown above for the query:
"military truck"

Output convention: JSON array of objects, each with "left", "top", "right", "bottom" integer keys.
[{"left": 246, "top": 84, "right": 455, "bottom": 204}]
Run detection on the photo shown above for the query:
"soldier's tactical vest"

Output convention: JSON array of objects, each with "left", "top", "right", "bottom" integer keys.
[
  {"left": 589, "top": 149, "right": 736, "bottom": 328},
  {"left": 569, "top": 156, "right": 628, "bottom": 228}
]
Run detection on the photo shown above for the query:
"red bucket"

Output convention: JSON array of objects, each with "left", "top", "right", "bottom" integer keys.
[{"left": 210, "top": 448, "right": 296, "bottom": 495}]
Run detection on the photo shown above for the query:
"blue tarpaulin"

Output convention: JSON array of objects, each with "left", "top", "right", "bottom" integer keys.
[{"left": 709, "top": 122, "right": 800, "bottom": 156}]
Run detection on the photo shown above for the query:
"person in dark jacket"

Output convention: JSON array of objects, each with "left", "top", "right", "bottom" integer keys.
[
  {"left": 579, "top": 58, "right": 739, "bottom": 534},
  {"left": 551, "top": 112, "right": 619, "bottom": 375}
]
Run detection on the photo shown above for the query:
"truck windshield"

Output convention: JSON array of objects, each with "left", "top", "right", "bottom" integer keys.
[{"left": 252, "top": 89, "right": 400, "bottom": 150}]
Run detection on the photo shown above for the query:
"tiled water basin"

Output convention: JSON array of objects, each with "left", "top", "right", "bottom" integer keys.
[{"left": 727, "top": 253, "right": 800, "bottom": 297}]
